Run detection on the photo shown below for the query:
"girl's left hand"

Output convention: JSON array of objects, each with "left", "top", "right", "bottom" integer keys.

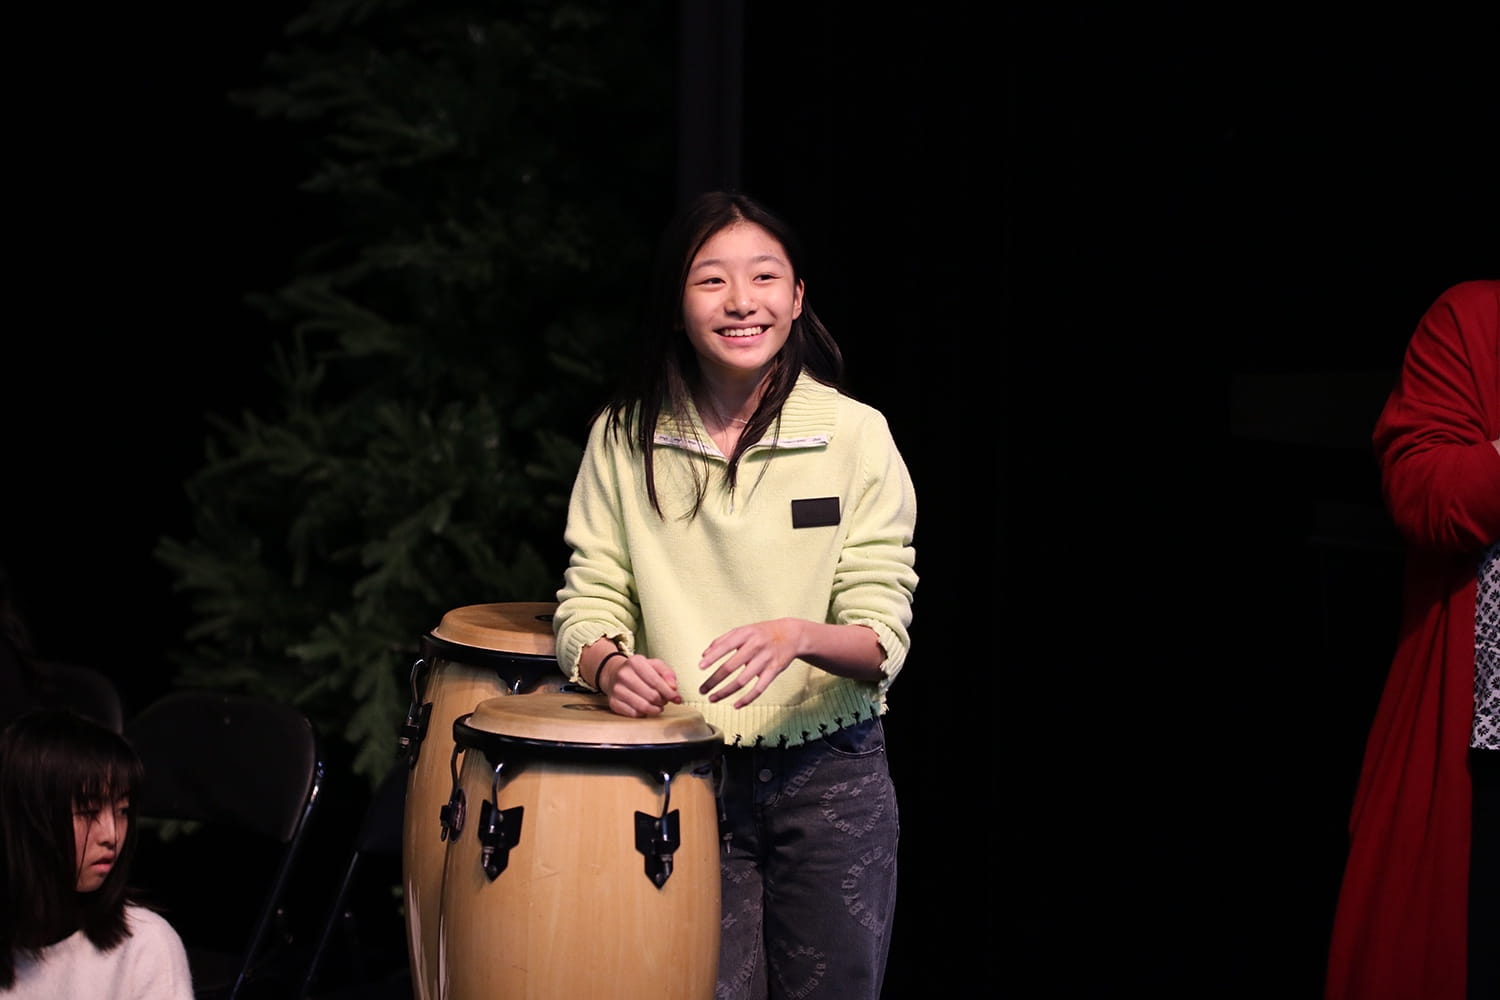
[{"left": 698, "top": 618, "right": 804, "bottom": 708}]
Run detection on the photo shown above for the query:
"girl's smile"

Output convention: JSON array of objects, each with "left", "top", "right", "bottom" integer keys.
[{"left": 682, "top": 221, "right": 804, "bottom": 386}]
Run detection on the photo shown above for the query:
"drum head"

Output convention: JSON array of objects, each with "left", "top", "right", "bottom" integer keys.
[
  {"left": 429, "top": 602, "right": 557, "bottom": 655},
  {"left": 455, "top": 692, "right": 722, "bottom": 770},
  {"left": 466, "top": 691, "right": 716, "bottom": 744}
]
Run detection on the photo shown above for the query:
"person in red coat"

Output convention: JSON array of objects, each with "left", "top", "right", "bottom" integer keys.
[{"left": 1325, "top": 279, "right": 1500, "bottom": 1000}]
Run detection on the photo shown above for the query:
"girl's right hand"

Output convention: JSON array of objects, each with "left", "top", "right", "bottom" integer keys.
[{"left": 598, "top": 651, "right": 682, "bottom": 717}]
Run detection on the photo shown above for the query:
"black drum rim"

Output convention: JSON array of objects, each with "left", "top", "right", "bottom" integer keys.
[
  {"left": 420, "top": 632, "right": 559, "bottom": 684},
  {"left": 452, "top": 715, "right": 723, "bottom": 771}
]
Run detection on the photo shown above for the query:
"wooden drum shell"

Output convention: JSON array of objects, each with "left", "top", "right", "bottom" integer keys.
[
  {"left": 402, "top": 602, "right": 563, "bottom": 1000},
  {"left": 438, "top": 692, "right": 723, "bottom": 1000}
]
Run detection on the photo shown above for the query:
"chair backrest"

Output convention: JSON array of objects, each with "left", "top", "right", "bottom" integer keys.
[
  {"left": 0, "top": 637, "right": 123, "bottom": 734},
  {"left": 126, "top": 688, "right": 326, "bottom": 999},
  {"left": 34, "top": 659, "right": 125, "bottom": 733}
]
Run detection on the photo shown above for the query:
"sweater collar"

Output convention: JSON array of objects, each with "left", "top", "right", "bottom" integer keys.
[{"left": 654, "top": 372, "right": 838, "bottom": 453}]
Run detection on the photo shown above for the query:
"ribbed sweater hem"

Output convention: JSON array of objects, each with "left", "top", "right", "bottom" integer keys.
[{"left": 688, "top": 677, "right": 884, "bottom": 749}]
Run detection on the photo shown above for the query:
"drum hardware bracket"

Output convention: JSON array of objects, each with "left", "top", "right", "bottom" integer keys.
[
  {"left": 396, "top": 657, "right": 431, "bottom": 766},
  {"left": 441, "top": 742, "right": 469, "bottom": 840},
  {"left": 477, "top": 801, "right": 523, "bottom": 880},
  {"left": 440, "top": 787, "right": 465, "bottom": 841},
  {"left": 476, "top": 759, "right": 523, "bottom": 880},
  {"left": 397, "top": 702, "right": 432, "bottom": 766},
  {"left": 635, "top": 810, "right": 681, "bottom": 888},
  {"left": 635, "top": 769, "right": 681, "bottom": 888},
  {"left": 709, "top": 759, "right": 732, "bottom": 855}
]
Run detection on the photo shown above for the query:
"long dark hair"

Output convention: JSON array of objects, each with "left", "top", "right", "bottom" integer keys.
[
  {"left": 0, "top": 708, "right": 145, "bottom": 987},
  {"left": 602, "top": 190, "right": 845, "bottom": 516}
]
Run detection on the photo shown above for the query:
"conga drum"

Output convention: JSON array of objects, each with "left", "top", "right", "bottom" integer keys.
[
  {"left": 438, "top": 691, "right": 723, "bottom": 1000},
  {"left": 399, "top": 602, "right": 565, "bottom": 1000}
]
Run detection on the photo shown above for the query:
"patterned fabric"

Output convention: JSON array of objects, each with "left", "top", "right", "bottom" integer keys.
[
  {"left": 714, "top": 717, "right": 896, "bottom": 1000},
  {"left": 1476, "top": 540, "right": 1500, "bottom": 750}
]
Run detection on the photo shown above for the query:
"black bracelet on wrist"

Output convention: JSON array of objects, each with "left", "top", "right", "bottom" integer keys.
[{"left": 594, "top": 650, "right": 628, "bottom": 692}]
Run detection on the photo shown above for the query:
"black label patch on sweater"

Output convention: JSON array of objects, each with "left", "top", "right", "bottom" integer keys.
[{"left": 791, "top": 497, "right": 840, "bottom": 529}]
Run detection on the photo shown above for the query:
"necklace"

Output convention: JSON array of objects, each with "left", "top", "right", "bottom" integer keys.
[{"left": 705, "top": 397, "right": 750, "bottom": 427}]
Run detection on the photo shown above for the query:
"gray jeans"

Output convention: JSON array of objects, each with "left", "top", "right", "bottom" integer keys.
[{"left": 714, "top": 716, "right": 899, "bottom": 1000}]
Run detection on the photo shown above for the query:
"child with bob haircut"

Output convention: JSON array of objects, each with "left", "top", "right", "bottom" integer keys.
[{"left": 0, "top": 708, "right": 193, "bottom": 998}]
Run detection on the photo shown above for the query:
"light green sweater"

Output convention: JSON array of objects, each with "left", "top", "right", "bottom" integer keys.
[{"left": 553, "top": 373, "right": 918, "bottom": 748}]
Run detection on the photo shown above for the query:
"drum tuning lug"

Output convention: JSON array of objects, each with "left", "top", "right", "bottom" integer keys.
[
  {"left": 440, "top": 788, "right": 465, "bottom": 841},
  {"left": 477, "top": 801, "right": 524, "bottom": 880},
  {"left": 407, "top": 656, "right": 428, "bottom": 703},
  {"left": 634, "top": 809, "right": 681, "bottom": 888},
  {"left": 396, "top": 701, "right": 432, "bottom": 766}
]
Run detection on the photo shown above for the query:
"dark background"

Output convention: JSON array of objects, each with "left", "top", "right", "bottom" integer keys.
[{"left": 5, "top": 3, "right": 1499, "bottom": 996}]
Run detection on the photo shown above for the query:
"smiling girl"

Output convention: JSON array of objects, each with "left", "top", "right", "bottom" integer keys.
[{"left": 553, "top": 190, "right": 919, "bottom": 999}]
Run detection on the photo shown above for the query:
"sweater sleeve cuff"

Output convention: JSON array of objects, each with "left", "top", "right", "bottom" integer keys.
[
  {"left": 558, "top": 621, "right": 635, "bottom": 686},
  {"left": 852, "top": 618, "right": 908, "bottom": 698}
]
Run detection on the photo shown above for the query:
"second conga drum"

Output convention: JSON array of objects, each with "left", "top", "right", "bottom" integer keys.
[
  {"left": 438, "top": 691, "right": 723, "bottom": 1000},
  {"left": 399, "top": 602, "right": 563, "bottom": 1000}
]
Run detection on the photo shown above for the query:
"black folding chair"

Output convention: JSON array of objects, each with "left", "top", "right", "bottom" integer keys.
[
  {"left": 297, "top": 761, "right": 411, "bottom": 999},
  {"left": 126, "top": 688, "right": 326, "bottom": 999}
]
